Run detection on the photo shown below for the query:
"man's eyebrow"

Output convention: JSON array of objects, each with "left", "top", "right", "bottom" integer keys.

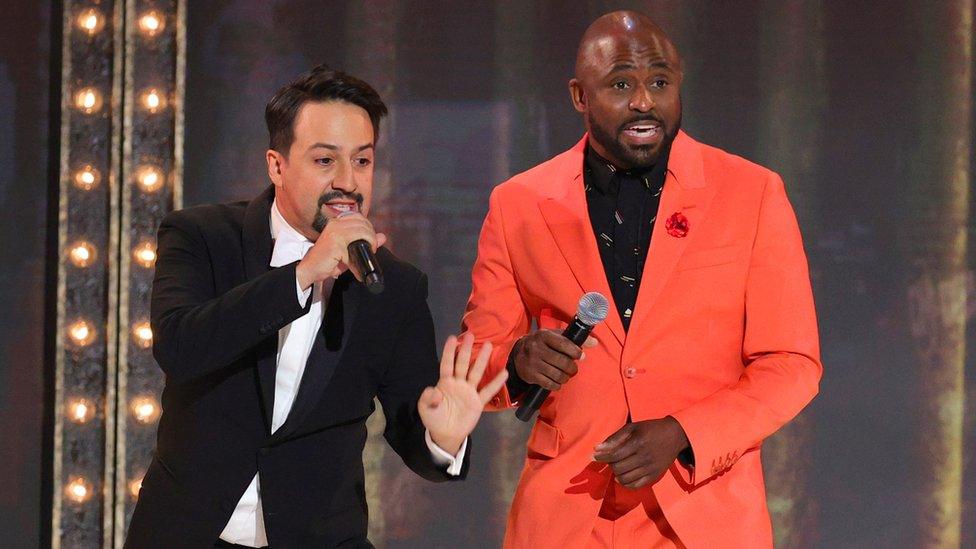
[
  {"left": 306, "top": 142, "right": 375, "bottom": 152},
  {"left": 608, "top": 60, "right": 674, "bottom": 74}
]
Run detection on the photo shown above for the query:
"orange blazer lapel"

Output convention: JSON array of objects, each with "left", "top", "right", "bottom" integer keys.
[
  {"left": 537, "top": 137, "right": 626, "bottom": 346},
  {"left": 625, "top": 132, "right": 718, "bottom": 350}
]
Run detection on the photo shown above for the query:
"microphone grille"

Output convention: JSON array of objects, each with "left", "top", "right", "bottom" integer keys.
[{"left": 576, "top": 292, "right": 610, "bottom": 326}]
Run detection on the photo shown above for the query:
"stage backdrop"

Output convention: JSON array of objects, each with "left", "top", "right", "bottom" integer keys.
[{"left": 1, "top": 1, "right": 974, "bottom": 548}]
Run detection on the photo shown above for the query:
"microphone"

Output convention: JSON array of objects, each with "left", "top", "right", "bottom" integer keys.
[
  {"left": 336, "top": 211, "right": 384, "bottom": 294},
  {"left": 349, "top": 239, "right": 384, "bottom": 294},
  {"left": 515, "top": 292, "right": 609, "bottom": 422}
]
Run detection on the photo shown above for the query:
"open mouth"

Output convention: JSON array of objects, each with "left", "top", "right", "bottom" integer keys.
[
  {"left": 621, "top": 121, "right": 662, "bottom": 143},
  {"left": 322, "top": 201, "right": 360, "bottom": 216}
]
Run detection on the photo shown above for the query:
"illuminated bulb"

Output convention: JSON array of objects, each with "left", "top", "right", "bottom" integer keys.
[
  {"left": 73, "top": 164, "right": 101, "bottom": 191},
  {"left": 140, "top": 88, "right": 167, "bottom": 113},
  {"left": 67, "top": 398, "right": 95, "bottom": 423},
  {"left": 68, "top": 320, "right": 96, "bottom": 346},
  {"left": 68, "top": 241, "right": 97, "bottom": 268},
  {"left": 138, "top": 11, "right": 165, "bottom": 37},
  {"left": 135, "top": 165, "right": 164, "bottom": 192},
  {"left": 64, "top": 477, "right": 92, "bottom": 503},
  {"left": 131, "top": 396, "right": 159, "bottom": 424},
  {"left": 129, "top": 476, "right": 143, "bottom": 499},
  {"left": 76, "top": 8, "right": 105, "bottom": 35},
  {"left": 133, "top": 322, "right": 153, "bottom": 349},
  {"left": 74, "top": 88, "right": 103, "bottom": 114},
  {"left": 132, "top": 241, "right": 157, "bottom": 268}
]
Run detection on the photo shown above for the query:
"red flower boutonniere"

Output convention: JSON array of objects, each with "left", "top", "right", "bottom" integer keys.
[{"left": 665, "top": 212, "right": 689, "bottom": 238}]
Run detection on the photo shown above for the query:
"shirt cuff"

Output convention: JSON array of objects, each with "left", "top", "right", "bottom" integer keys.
[
  {"left": 424, "top": 430, "right": 467, "bottom": 476},
  {"left": 295, "top": 274, "right": 312, "bottom": 307}
]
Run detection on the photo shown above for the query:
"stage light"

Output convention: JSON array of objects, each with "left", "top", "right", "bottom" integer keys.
[
  {"left": 67, "top": 398, "right": 95, "bottom": 424},
  {"left": 131, "top": 396, "right": 159, "bottom": 424},
  {"left": 64, "top": 477, "right": 93, "bottom": 504},
  {"left": 68, "top": 241, "right": 97, "bottom": 268},
  {"left": 140, "top": 88, "right": 167, "bottom": 113},
  {"left": 138, "top": 11, "right": 165, "bottom": 37},
  {"left": 133, "top": 322, "right": 153, "bottom": 349},
  {"left": 129, "top": 476, "right": 143, "bottom": 500},
  {"left": 77, "top": 8, "right": 105, "bottom": 36},
  {"left": 74, "top": 88, "right": 103, "bottom": 114},
  {"left": 68, "top": 320, "right": 96, "bottom": 347},
  {"left": 73, "top": 164, "right": 101, "bottom": 191},
  {"left": 135, "top": 165, "right": 165, "bottom": 192},
  {"left": 132, "top": 241, "right": 157, "bottom": 268}
]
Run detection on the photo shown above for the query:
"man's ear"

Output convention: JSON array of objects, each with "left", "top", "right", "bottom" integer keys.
[
  {"left": 569, "top": 79, "right": 587, "bottom": 114},
  {"left": 266, "top": 149, "right": 284, "bottom": 186}
]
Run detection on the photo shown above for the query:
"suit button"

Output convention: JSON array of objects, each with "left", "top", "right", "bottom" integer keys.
[{"left": 624, "top": 367, "right": 637, "bottom": 378}]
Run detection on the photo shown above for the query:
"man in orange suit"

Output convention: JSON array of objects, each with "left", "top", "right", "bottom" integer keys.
[{"left": 461, "top": 10, "right": 822, "bottom": 548}]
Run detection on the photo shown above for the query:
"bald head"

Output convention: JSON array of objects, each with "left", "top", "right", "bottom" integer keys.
[
  {"left": 569, "top": 10, "right": 683, "bottom": 169},
  {"left": 575, "top": 11, "right": 681, "bottom": 78}
]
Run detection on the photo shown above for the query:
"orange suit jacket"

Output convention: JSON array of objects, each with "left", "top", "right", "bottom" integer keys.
[{"left": 461, "top": 131, "right": 822, "bottom": 548}]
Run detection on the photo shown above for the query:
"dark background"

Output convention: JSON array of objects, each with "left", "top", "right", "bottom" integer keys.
[{"left": 2, "top": 1, "right": 974, "bottom": 547}]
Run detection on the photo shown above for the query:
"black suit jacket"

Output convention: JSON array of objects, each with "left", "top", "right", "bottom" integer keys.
[{"left": 124, "top": 186, "right": 468, "bottom": 548}]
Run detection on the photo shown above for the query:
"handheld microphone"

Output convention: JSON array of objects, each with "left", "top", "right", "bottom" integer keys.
[
  {"left": 336, "top": 211, "right": 384, "bottom": 294},
  {"left": 515, "top": 292, "right": 609, "bottom": 422}
]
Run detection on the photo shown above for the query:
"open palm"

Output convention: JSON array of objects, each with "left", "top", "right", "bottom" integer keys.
[{"left": 418, "top": 333, "right": 507, "bottom": 454}]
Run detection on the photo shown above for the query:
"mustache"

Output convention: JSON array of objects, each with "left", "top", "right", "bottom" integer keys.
[
  {"left": 317, "top": 190, "right": 364, "bottom": 209},
  {"left": 617, "top": 115, "right": 663, "bottom": 133}
]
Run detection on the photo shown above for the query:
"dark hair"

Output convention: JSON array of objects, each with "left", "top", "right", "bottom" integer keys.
[{"left": 265, "top": 64, "right": 388, "bottom": 154}]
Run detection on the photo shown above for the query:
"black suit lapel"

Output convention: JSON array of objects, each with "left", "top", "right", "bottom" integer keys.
[
  {"left": 242, "top": 185, "right": 278, "bottom": 432},
  {"left": 271, "top": 271, "right": 361, "bottom": 442}
]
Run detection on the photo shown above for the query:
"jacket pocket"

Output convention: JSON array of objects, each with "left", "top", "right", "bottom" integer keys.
[
  {"left": 526, "top": 416, "right": 562, "bottom": 460},
  {"left": 677, "top": 245, "right": 739, "bottom": 271}
]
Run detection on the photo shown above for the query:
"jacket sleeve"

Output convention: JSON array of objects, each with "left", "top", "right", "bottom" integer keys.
[
  {"left": 150, "top": 210, "right": 310, "bottom": 384},
  {"left": 379, "top": 272, "right": 470, "bottom": 482},
  {"left": 460, "top": 187, "right": 531, "bottom": 410},
  {"left": 670, "top": 173, "right": 822, "bottom": 485}
]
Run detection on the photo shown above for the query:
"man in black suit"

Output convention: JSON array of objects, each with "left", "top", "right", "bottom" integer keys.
[{"left": 124, "top": 65, "right": 507, "bottom": 548}]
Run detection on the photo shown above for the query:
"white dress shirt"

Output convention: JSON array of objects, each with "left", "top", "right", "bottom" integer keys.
[{"left": 219, "top": 201, "right": 466, "bottom": 547}]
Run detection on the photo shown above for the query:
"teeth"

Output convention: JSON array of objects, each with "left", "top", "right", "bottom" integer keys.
[{"left": 331, "top": 203, "right": 352, "bottom": 212}]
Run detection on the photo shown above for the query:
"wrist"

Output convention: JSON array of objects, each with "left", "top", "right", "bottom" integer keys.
[
  {"left": 431, "top": 433, "right": 464, "bottom": 456},
  {"left": 295, "top": 259, "right": 314, "bottom": 291}
]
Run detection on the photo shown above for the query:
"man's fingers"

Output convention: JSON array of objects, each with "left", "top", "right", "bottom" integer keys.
[
  {"left": 439, "top": 335, "right": 458, "bottom": 379},
  {"left": 595, "top": 424, "right": 633, "bottom": 454},
  {"left": 478, "top": 369, "right": 509, "bottom": 405},
  {"left": 583, "top": 336, "right": 598, "bottom": 348},
  {"left": 375, "top": 232, "right": 387, "bottom": 249},
  {"left": 454, "top": 332, "right": 474, "bottom": 380},
  {"left": 539, "top": 330, "right": 583, "bottom": 359},
  {"left": 621, "top": 474, "right": 654, "bottom": 490},
  {"left": 467, "top": 340, "right": 492, "bottom": 385}
]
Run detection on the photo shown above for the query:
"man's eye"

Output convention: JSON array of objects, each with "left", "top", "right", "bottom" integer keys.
[
  {"left": 612, "top": 81, "right": 629, "bottom": 90},
  {"left": 316, "top": 158, "right": 334, "bottom": 166},
  {"left": 652, "top": 79, "right": 668, "bottom": 89},
  {"left": 356, "top": 158, "right": 372, "bottom": 166}
]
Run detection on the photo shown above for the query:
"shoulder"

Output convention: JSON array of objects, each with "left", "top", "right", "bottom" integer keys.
[
  {"left": 696, "top": 139, "right": 782, "bottom": 193},
  {"left": 161, "top": 200, "right": 249, "bottom": 235},
  {"left": 375, "top": 247, "right": 427, "bottom": 296},
  {"left": 491, "top": 144, "right": 582, "bottom": 202}
]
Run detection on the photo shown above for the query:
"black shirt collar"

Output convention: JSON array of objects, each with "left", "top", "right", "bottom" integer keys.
[{"left": 584, "top": 142, "right": 671, "bottom": 196}]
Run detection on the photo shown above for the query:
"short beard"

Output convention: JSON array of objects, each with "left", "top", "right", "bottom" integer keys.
[
  {"left": 312, "top": 190, "right": 365, "bottom": 233},
  {"left": 587, "top": 111, "right": 681, "bottom": 170}
]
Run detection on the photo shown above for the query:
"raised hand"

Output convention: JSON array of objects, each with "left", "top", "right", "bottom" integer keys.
[{"left": 419, "top": 333, "right": 508, "bottom": 455}]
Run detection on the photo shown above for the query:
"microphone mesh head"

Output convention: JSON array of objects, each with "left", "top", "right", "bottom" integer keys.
[{"left": 576, "top": 292, "right": 610, "bottom": 326}]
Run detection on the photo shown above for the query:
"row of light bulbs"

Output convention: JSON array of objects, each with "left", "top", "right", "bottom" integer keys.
[
  {"left": 73, "top": 163, "right": 168, "bottom": 192},
  {"left": 67, "top": 319, "right": 153, "bottom": 348},
  {"left": 74, "top": 87, "right": 168, "bottom": 115},
  {"left": 65, "top": 474, "right": 146, "bottom": 504},
  {"left": 77, "top": 8, "right": 165, "bottom": 37},
  {"left": 68, "top": 240, "right": 157, "bottom": 268},
  {"left": 67, "top": 396, "right": 159, "bottom": 425}
]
